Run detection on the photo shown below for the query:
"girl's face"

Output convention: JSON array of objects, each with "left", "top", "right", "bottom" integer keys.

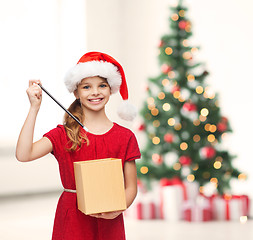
[{"left": 74, "top": 76, "right": 111, "bottom": 113}]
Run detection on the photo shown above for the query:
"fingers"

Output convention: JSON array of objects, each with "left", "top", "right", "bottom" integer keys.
[
  {"left": 89, "top": 213, "right": 102, "bottom": 218},
  {"left": 89, "top": 211, "right": 123, "bottom": 219},
  {"left": 27, "top": 79, "right": 43, "bottom": 107},
  {"left": 27, "top": 83, "right": 42, "bottom": 98},
  {"left": 29, "top": 79, "right": 41, "bottom": 87},
  {"left": 28, "top": 79, "right": 42, "bottom": 98},
  {"left": 100, "top": 211, "right": 122, "bottom": 219}
]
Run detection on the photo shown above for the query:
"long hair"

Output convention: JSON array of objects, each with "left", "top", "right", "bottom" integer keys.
[{"left": 63, "top": 99, "right": 89, "bottom": 151}]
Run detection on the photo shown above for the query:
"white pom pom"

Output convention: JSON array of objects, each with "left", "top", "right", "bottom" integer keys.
[{"left": 117, "top": 100, "right": 137, "bottom": 121}]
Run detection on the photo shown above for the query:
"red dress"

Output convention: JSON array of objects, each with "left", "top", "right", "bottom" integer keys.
[{"left": 43, "top": 123, "right": 141, "bottom": 240}]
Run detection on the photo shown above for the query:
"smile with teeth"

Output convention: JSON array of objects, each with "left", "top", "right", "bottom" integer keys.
[{"left": 88, "top": 98, "right": 104, "bottom": 103}]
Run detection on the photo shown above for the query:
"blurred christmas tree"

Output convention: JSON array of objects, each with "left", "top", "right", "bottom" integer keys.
[{"left": 136, "top": 0, "right": 245, "bottom": 194}]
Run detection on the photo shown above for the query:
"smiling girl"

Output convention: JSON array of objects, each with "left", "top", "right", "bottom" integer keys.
[{"left": 16, "top": 52, "right": 141, "bottom": 240}]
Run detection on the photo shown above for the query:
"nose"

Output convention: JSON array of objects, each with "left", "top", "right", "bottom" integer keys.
[{"left": 91, "top": 87, "right": 100, "bottom": 95}]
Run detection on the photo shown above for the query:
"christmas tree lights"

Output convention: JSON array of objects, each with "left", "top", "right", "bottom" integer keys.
[{"left": 136, "top": 0, "right": 244, "bottom": 194}]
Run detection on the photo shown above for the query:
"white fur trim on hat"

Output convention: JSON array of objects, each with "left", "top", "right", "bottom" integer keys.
[
  {"left": 64, "top": 61, "right": 122, "bottom": 93},
  {"left": 117, "top": 100, "right": 137, "bottom": 121}
]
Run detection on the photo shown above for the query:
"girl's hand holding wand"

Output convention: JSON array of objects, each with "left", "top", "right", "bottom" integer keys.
[{"left": 26, "top": 79, "right": 43, "bottom": 110}]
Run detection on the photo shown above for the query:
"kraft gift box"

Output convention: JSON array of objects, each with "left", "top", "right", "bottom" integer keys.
[{"left": 74, "top": 158, "right": 127, "bottom": 215}]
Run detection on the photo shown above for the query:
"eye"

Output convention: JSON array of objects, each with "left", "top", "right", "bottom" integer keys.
[
  {"left": 100, "top": 83, "right": 108, "bottom": 88},
  {"left": 82, "top": 85, "right": 90, "bottom": 89}
]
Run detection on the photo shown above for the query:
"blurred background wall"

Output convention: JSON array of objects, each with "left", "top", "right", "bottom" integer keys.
[{"left": 0, "top": 0, "right": 252, "bottom": 197}]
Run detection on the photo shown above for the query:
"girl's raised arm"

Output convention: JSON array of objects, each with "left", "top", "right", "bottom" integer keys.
[{"left": 16, "top": 80, "right": 53, "bottom": 162}]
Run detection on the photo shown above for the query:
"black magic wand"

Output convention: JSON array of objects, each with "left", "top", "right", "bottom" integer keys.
[{"left": 38, "top": 84, "right": 89, "bottom": 132}]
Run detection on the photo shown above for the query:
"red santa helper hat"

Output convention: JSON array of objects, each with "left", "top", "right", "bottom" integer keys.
[{"left": 64, "top": 51, "right": 137, "bottom": 121}]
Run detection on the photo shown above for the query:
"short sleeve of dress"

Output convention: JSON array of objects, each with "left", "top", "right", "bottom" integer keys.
[
  {"left": 125, "top": 133, "right": 141, "bottom": 162},
  {"left": 43, "top": 125, "right": 67, "bottom": 159}
]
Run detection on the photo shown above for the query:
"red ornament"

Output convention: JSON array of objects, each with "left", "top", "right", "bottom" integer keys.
[
  {"left": 158, "top": 40, "right": 164, "bottom": 48},
  {"left": 171, "top": 85, "right": 181, "bottom": 94},
  {"left": 137, "top": 123, "right": 146, "bottom": 131},
  {"left": 221, "top": 116, "right": 228, "bottom": 123},
  {"left": 183, "top": 102, "right": 197, "bottom": 112},
  {"left": 179, "top": 156, "right": 192, "bottom": 166},
  {"left": 164, "top": 133, "right": 174, "bottom": 143},
  {"left": 217, "top": 116, "right": 228, "bottom": 132},
  {"left": 201, "top": 146, "right": 216, "bottom": 159},
  {"left": 152, "top": 153, "right": 163, "bottom": 165},
  {"left": 144, "top": 84, "right": 149, "bottom": 91},
  {"left": 217, "top": 122, "right": 227, "bottom": 132},
  {"left": 137, "top": 179, "right": 142, "bottom": 187},
  {"left": 179, "top": 20, "right": 187, "bottom": 30},
  {"left": 161, "top": 64, "right": 173, "bottom": 74}
]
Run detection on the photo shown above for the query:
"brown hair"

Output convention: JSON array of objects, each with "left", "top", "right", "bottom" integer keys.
[{"left": 63, "top": 99, "right": 89, "bottom": 151}]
